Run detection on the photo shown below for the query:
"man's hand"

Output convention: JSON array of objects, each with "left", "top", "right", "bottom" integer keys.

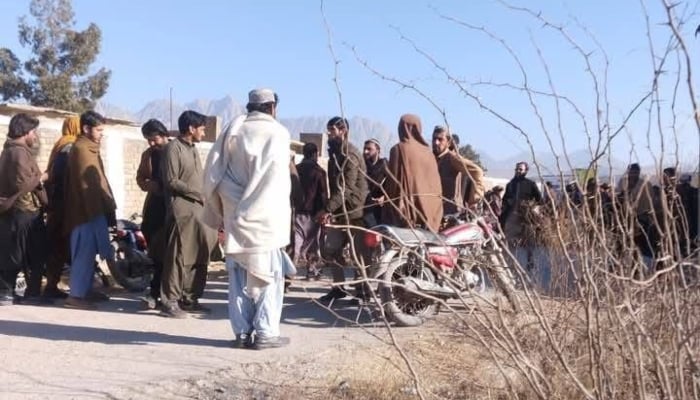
[
  {"left": 316, "top": 211, "right": 331, "bottom": 225},
  {"left": 372, "top": 195, "right": 385, "bottom": 207}
]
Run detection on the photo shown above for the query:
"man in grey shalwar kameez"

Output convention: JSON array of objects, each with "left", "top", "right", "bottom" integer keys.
[
  {"left": 160, "top": 110, "right": 216, "bottom": 318},
  {"left": 202, "top": 88, "right": 295, "bottom": 349}
]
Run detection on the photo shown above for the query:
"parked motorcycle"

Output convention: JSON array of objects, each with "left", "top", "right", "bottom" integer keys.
[
  {"left": 362, "top": 214, "right": 520, "bottom": 327},
  {"left": 104, "top": 215, "right": 154, "bottom": 292},
  {"left": 13, "top": 215, "right": 152, "bottom": 296}
]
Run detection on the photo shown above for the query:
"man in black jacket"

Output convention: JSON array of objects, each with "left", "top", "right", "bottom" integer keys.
[
  {"left": 362, "top": 138, "right": 387, "bottom": 227},
  {"left": 316, "top": 117, "right": 369, "bottom": 302},
  {"left": 500, "top": 162, "right": 542, "bottom": 270}
]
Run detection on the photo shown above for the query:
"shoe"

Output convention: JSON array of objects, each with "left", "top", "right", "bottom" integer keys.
[
  {"left": 319, "top": 287, "right": 347, "bottom": 302},
  {"left": 232, "top": 333, "right": 254, "bottom": 349},
  {"left": 159, "top": 302, "right": 188, "bottom": 319},
  {"left": 43, "top": 287, "right": 69, "bottom": 299},
  {"left": 251, "top": 336, "right": 290, "bottom": 350},
  {"left": 86, "top": 290, "right": 110, "bottom": 302},
  {"left": 180, "top": 299, "right": 211, "bottom": 314},
  {"left": 139, "top": 295, "right": 161, "bottom": 310},
  {"left": 64, "top": 296, "right": 98, "bottom": 310},
  {"left": 306, "top": 268, "right": 322, "bottom": 281}
]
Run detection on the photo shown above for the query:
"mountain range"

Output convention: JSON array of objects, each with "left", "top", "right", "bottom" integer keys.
[{"left": 95, "top": 95, "right": 626, "bottom": 179}]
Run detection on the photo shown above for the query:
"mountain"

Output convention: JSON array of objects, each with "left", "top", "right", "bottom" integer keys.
[
  {"left": 97, "top": 96, "right": 393, "bottom": 151},
  {"left": 96, "top": 95, "right": 627, "bottom": 179},
  {"left": 481, "top": 149, "right": 627, "bottom": 179}
]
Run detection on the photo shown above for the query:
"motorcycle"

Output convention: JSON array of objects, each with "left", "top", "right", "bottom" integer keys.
[
  {"left": 14, "top": 215, "right": 150, "bottom": 297},
  {"left": 362, "top": 214, "right": 521, "bottom": 327},
  {"left": 103, "top": 214, "right": 154, "bottom": 292}
]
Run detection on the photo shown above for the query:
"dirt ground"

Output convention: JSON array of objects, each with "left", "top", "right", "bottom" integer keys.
[{"left": 0, "top": 266, "right": 430, "bottom": 400}]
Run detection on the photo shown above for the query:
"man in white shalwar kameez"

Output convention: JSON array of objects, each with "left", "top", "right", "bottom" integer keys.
[{"left": 202, "top": 88, "right": 295, "bottom": 349}]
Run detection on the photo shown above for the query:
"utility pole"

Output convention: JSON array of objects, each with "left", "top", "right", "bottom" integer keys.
[{"left": 169, "top": 87, "right": 173, "bottom": 130}]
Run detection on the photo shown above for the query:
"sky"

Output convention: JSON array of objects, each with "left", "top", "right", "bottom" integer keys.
[{"left": 0, "top": 0, "right": 698, "bottom": 168}]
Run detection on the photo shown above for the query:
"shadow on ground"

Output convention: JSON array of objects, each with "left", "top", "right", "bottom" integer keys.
[{"left": 0, "top": 319, "right": 233, "bottom": 348}]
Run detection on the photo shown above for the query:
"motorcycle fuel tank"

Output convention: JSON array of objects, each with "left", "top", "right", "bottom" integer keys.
[{"left": 440, "top": 222, "right": 484, "bottom": 245}]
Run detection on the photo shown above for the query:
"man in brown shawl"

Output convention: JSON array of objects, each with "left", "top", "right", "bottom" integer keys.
[
  {"left": 63, "top": 111, "right": 116, "bottom": 310},
  {"left": 0, "top": 113, "right": 49, "bottom": 305},
  {"left": 383, "top": 114, "right": 443, "bottom": 232},
  {"left": 159, "top": 110, "right": 216, "bottom": 318},
  {"left": 432, "top": 127, "right": 485, "bottom": 216}
]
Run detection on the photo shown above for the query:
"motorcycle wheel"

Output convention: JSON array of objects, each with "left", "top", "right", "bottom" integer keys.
[
  {"left": 379, "top": 257, "right": 437, "bottom": 327},
  {"left": 105, "top": 242, "right": 152, "bottom": 292}
]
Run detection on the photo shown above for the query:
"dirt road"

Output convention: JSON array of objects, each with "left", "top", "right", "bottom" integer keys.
[{"left": 0, "top": 270, "right": 392, "bottom": 399}]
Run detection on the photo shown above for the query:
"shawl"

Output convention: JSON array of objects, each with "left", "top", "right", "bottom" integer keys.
[
  {"left": 46, "top": 116, "right": 80, "bottom": 175},
  {"left": 62, "top": 135, "right": 116, "bottom": 233},
  {"left": 383, "top": 114, "right": 443, "bottom": 231},
  {"left": 0, "top": 140, "right": 45, "bottom": 213},
  {"left": 201, "top": 114, "right": 246, "bottom": 229}
]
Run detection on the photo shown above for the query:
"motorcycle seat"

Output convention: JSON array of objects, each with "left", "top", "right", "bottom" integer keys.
[{"left": 374, "top": 225, "right": 444, "bottom": 245}]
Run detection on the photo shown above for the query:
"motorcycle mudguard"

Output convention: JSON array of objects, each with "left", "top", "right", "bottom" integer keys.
[{"left": 369, "top": 248, "right": 399, "bottom": 279}]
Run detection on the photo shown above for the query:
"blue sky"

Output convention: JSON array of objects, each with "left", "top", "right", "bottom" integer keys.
[{"left": 1, "top": 0, "right": 698, "bottom": 167}]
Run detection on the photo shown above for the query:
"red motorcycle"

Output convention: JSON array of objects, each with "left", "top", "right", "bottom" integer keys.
[{"left": 363, "top": 215, "right": 520, "bottom": 327}]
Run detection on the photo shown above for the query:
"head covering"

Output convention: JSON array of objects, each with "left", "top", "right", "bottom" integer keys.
[
  {"left": 248, "top": 88, "right": 276, "bottom": 105},
  {"left": 365, "top": 138, "right": 381, "bottom": 149},
  {"left": 383, "top": 114, "right": 443, "bottom": 231},
  {"left": 46, "top": 115, "right": 81, "bottom": 174},
  {"left": 398, "top": 114, "right": 428, "bottom": 146}
]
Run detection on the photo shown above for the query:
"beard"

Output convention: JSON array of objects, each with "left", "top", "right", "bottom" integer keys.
[{"left": 328, "top": 137, "right": 343, "bottom": 152}]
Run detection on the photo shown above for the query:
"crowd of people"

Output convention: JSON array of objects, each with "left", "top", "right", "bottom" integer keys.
[
  {"left": 1, "top": 87, "right": 697, "bottom": 349},
  {"left": 494, "top": 161, "right": 699, "bottom": 279}
]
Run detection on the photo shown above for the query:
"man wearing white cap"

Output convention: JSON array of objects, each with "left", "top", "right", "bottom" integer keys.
[{"left": 203, "top": 88, "right": 295, "bottom": 349}]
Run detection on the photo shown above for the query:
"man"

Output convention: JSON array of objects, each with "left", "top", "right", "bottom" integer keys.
[
  {"left": 500, "top": 161, "right": 542, "bottom": 270},
  {"left": 363, "top": 138, "right": 388, "bottom": 227},
  {"left": 0, "top": 113, "right": 49, "bottom": 306},
  {"left": 485, "top": 185, "right": 504, "bottom": 220},
  {"left": 63, "top": 111, "right": 116, "bottom": 310},
  {"left": 383, "top": 114, "right": 443, "bottom": 232},
  {"left": 43, "top": 116, "right": 80, "bottom": 299},
  {"left": 655, "top": 168, "right": 695, "bottom": 259},
  {"left": 294, "top": 142, "right": 328, "bottom": 280},
  {"left": 136, "top": 119, "right": 169, "bottom": 309},
  {"left": 204, "top": 88, "right": 294, "bottom": 349},
  {"left": 317, "top": 117, "right": 369, "bottom": 302},
  {"left": 432, "top": 126, "right": 484, "bottom": 216},
  {"left": 160, "top": 110, "right": 216, "bottom": 318},
  {"left": 617, "top": 163, "right": 656, "bottom": 261},
  {"left": 677, "top": 174, "right": 698, "bottom": 248}
]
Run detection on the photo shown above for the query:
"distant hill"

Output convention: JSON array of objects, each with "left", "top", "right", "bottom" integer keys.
[
  {"left": 95, "top": 96, "right": 627, "bottom": 179},
  {"left": 482, "top": 149, "right": 627, "bottom": 179},
  {"left": 96, "top": 96, "right": 393, "bottom": 152}
]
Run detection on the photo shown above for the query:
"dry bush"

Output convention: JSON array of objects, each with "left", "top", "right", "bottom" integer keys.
[{"left": 316, "top": 0, "right": 700, "bottom": 399}]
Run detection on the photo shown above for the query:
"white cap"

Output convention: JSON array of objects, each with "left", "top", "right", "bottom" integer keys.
[{"left": 247, "top": 88, "right": 276, "bottom": 104}]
